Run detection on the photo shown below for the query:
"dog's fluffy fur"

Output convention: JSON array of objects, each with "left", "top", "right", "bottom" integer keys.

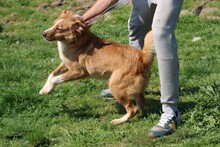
[{"left": 40, "top": 11, "right": 154, "bottom": 124}]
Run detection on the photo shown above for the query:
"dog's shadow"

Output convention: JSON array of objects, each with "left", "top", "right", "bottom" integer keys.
[
  {"left": 61, "top": 87, "right": 198, "bottom": 120},
  {"left": 61, "top": 103, "right": 102, "bottom": 120},
  {"left": 111, "top": 89, "right": 197, "bottom": 118}
]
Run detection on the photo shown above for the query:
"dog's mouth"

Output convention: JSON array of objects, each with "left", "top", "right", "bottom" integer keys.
[{"left": 42, "top": 31, "right": 54, "bottom": 41}]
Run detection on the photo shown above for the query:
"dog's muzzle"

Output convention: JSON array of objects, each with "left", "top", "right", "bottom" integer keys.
[{"left": 42, "top": 32, "right": 47, "bottom": 38}]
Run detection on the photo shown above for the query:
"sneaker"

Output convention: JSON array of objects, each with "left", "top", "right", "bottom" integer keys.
[
  {"left": 148, "top": 111, "right": 182, "bottom": 138},
  {"left": 100, "top": 89, "right": 114, "bottom": 99}
]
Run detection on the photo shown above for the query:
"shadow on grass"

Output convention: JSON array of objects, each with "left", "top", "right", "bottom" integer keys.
[
  {"left": 180, "top": 86, "right": 200, "bottom": 96},
  {"left": 113, "top": 89, "right": 197, "bottom": 118},
  {"left": 60, "top": 87, "right": 198, "bottom": 120},
  {"left": 34, "top": 137, "right": 52, "bottom": 147},
  {"left": 61, "top": 103, "right": 102, "bottom": 119}
]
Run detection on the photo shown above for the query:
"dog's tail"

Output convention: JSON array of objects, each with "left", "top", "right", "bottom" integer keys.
[{"left": 142, "top": 31, "right": 155, "bottom": 64}]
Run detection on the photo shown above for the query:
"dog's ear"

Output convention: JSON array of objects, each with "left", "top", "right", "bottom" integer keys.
[
  {"left": 71, "top": 20, "right": 90, "bottom": 34},
  {"left": 62, "top": 10, "right": 74, "bottom": 15},
  {"left": 71, "top": 21, "right": 84, "bottom": 34},
  {"left": 62, "top": 10, "right": 67, "bottom": 14},
  {"left": 59, "top": 10, "right": 71, "bottom": 19}
]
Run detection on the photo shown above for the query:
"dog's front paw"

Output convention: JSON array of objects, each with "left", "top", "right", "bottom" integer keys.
[
  {"left": 39, "top": 83, "right": 54, "bottom": 95},
  {"left": 39, "top": 88, "right": 50, "bottom": 95},
  {"left": 111, "top": 119, "right": 122, "bottom": 125},
  {"left": 110, "top": 119, "right": 125, "bottom": 125}
]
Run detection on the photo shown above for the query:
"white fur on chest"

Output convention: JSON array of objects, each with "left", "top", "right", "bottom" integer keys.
[{"left": 57, "top": 41, "right": 67, "bottom": 61}]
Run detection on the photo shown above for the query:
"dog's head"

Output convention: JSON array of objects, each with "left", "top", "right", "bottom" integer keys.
[{"left": 42, "top": 11, "right": 90, "bottom": 43}]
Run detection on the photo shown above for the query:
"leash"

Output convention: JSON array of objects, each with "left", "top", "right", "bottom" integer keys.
[
  {"left": 101, "top": 0, "right": 128, "bottom": 15},
  {"left": 85, "top": 0, "right": 128, "bottom": 24}
]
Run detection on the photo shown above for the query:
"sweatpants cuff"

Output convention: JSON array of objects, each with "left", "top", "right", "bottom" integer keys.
[{"left": 162, "top": 103, "right": 178, "bottom": 114}]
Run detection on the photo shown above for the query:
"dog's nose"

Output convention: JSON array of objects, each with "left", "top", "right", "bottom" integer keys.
[{"left": 42, "top": 32, "right": 47, "bottom": 38}]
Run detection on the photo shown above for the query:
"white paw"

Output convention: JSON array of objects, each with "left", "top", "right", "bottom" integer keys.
[
  {"left": 110, "top": 118, "right": 126, "bottom": 125},
  {"left": 39, "top": 83, "right": 54, "bottom": 95},
  {"left": 110, "top": 114, "right": 130, "bottom": 125},
  {"left": 111, "top": 119, "right": 122, "bottom": 125},
  {"left": 39, "top": 88, "right": 49, "bottom": 95}
]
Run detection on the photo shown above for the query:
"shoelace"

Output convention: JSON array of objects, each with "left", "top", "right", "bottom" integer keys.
[{"left": 157, "top": 113, "right": 175, "bottom": 128}]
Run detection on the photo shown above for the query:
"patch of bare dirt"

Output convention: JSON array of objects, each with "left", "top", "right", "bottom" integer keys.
[
  {"left": 2, "top": 13, "right": 19, "bottom": 24},
  {"left": 200, "top": 7, "right": 220, "bottom": 19},
  {"left": 181, "top": 0, "right": 220, "bottom": 20},
  {"left": 37, "top": 0, "right": 220, "bottom": 20},
  {"left": 37, "top": 0, "right": 66, "bottom": 11}
]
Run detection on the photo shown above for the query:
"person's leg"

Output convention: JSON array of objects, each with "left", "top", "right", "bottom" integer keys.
[
  {"left": 148, "top": 0, "right": 184, "bottom": 138},
  {"left": 128, "top": 0, "right": 153, "bottom": 49}
]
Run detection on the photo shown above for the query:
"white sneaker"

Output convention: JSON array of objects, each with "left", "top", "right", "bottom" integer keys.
[{"left": 148, "top": 111, "right": 182, "bottom": 138}]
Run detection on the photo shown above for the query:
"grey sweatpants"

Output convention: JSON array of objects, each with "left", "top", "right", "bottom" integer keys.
[{"left": 128, "top": 0, "right": 183, "bottom": 114}]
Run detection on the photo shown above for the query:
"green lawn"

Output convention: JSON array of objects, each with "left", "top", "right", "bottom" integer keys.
[{"left": 0, "top": 0, "right": 220, "bottom": 146}]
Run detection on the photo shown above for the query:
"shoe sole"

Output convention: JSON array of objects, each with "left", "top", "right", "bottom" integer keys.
[
  {"left": 103, "top": 97, "right": 114, "bottom": 100},
  {"left": 147, "top": 130, "right": 173, "bottom": 138}
]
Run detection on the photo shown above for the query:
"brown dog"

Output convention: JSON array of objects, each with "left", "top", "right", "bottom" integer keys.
[{"left": 39, "top": 11, "right": 154, "bottom": 124}]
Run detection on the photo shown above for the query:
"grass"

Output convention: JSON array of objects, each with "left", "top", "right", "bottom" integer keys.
[{"left": 0, "top": 0, "right": 220, "bottom": 146}]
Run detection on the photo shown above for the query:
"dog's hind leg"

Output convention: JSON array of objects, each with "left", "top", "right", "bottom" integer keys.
[
  {"left": 109, "top": 80, "right": 139, "bottom": 124},
  {"left": 134, "top": 92, "right": 146, "bottom": 110},
  {"left": 107, "top": 70, "right": 140, "bottom": 124},
  {"left": 110, "top": 91, "right": 139, "bottom": 125}
]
